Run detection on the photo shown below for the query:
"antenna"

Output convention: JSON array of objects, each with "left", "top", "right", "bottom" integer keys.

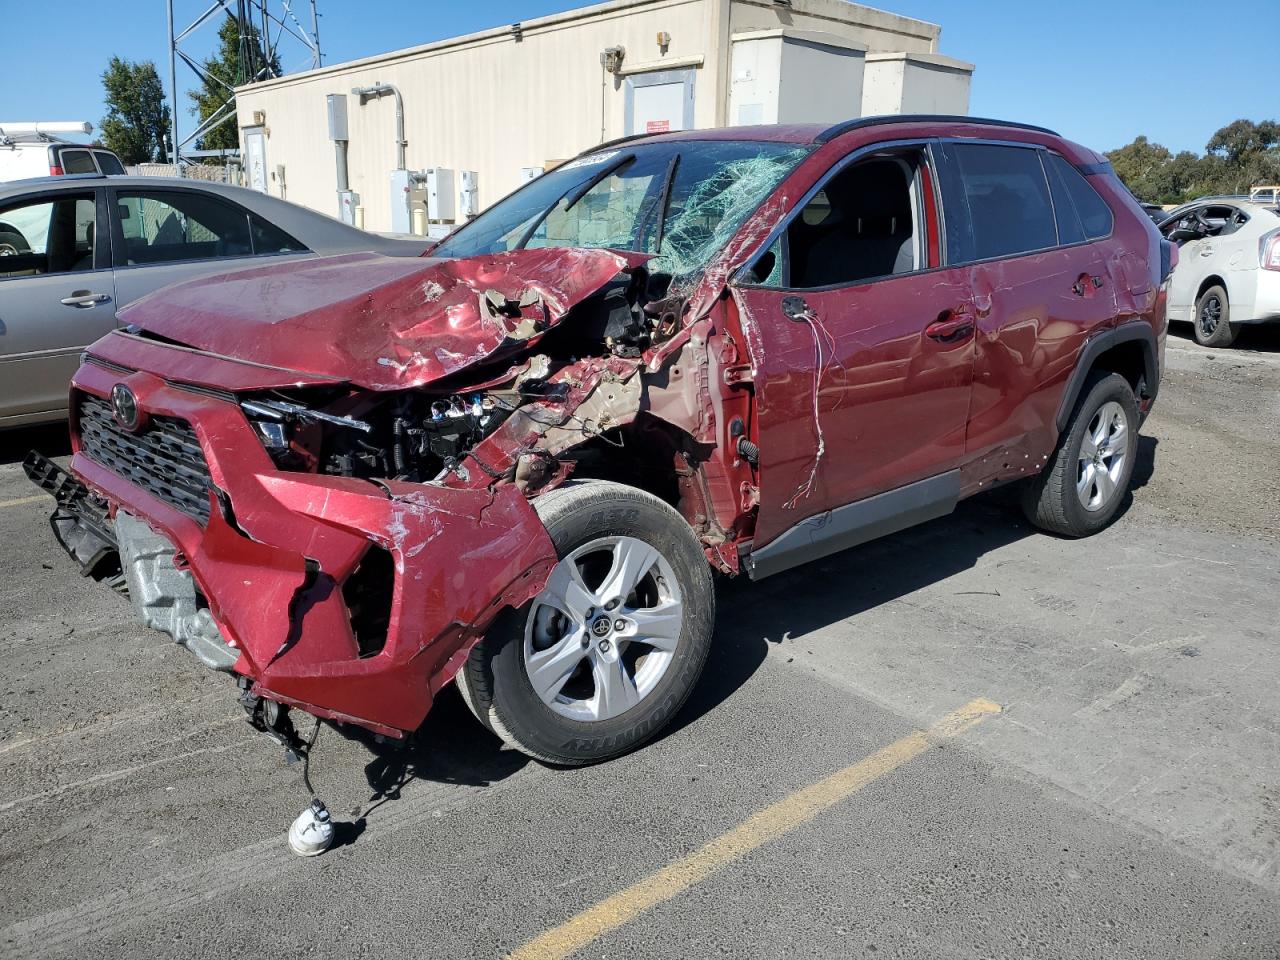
[{"left": 165, "top": 0, "right": 322, "bottom": 166}]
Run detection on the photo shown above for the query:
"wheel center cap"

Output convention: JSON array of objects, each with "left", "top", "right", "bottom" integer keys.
[{"left": 591, "top": 615, "right": 612, "bottom": 638}]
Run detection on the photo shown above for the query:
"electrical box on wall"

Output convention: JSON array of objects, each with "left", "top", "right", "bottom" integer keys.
[
  {"left": 326, "top": 94, "right": 349, "bottom": 141},
  {"left": 423, "top": 168, "right": 456, "bottom": 222},
  {"left": 338, "top": 190, "right": 359, "bottom": 225},
  {"left": 458, "top": 170, "right": 479, "bottom": 219},
  {"left": 389, "top": 168, "right": 413, "bottom": 234}
]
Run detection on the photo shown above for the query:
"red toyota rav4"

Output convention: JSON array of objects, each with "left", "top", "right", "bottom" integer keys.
[{"left": 28, "top": 116, "right": 1172, "bottom": 766}]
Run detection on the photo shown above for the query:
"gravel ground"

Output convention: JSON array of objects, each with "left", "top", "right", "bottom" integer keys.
[{"left": 0, "top": 323, "right": 1278, "bottom": 960}]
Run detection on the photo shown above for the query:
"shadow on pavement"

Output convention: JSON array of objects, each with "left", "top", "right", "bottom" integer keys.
[
  {"left": 325, "top": 683, "right": 529, "bottom": 843},
  {"left": 1169, "top": 319, "right": 1280, "bottom": 353}
]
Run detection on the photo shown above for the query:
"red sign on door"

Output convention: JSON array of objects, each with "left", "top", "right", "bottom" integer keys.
[{"left": 646, "top": 119, "right": 671, "bottom": 134}]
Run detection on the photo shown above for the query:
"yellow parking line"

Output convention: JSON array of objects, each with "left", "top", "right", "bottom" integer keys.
[
  {"left": 507, "top": 697, "right": 1001, "bottom": 960},
  {"left": 0, "top": 494, "right": 48, "bottom": 509}
]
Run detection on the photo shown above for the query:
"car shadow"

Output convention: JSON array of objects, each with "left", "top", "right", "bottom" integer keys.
[
  {"left": 660, "top": 491, "right": 1036, "bottom": 743},
  {"left": 0, "top": 421, "right": 71, "bottom": 467},
  {"left": 322, "top": 683, "right": 529, "bottom": 845},
  {"left": 334, "top": 453, "right": 1161, "bottom": 839},
  {"left": 1169, "top": 320, "right": 1280, "bottom": 353}
]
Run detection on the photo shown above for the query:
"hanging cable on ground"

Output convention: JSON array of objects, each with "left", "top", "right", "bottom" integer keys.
[{"left": 288, "top": 717, "right": 335, "bottom": 857}]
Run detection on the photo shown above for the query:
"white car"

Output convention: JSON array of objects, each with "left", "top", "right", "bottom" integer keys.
[{"left": 1160, "top": 198, "right": 1280, "bottom": 346}]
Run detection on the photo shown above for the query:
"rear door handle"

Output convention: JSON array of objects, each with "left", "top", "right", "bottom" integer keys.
[
  {"left": 925, "top": 310, "right": 974, "bottom": 342},
  {"left": 60, "top": 290, "right": 112, "bottom": 308}
]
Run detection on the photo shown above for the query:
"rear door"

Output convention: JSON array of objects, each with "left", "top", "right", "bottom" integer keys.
[
  {"left": 0, "top": 188, "right": 114, "bottom": 421},
  {"left": 732, "top": 139, "right": 975, "bottom": 558},
  {"left": 935, "top": 141, "right": 1120, "bottom": 484},
  {"left": 109, "top": 186, "right": 310, "bottom": 309}
]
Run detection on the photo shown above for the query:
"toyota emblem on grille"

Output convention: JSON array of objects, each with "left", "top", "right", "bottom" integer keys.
[{"left": 110, "top": 384, "right": 140, "bottom": 430}]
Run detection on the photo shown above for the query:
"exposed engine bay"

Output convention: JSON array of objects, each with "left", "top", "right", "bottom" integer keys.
[{"left": 235, "top": 264, "right": 692, "bottom": 489}]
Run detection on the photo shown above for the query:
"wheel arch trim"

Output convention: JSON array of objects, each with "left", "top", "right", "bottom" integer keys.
[{"left": 1054, "top": 322, "right": 1159, "bottom": 434}]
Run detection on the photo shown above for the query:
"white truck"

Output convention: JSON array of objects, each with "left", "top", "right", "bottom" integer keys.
[{"left": 0, "top": 122, "right": 125, "bottom": 182}]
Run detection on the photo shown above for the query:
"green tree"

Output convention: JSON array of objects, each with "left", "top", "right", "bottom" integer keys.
[
  {"left": 1107, "top": 120, "right": 1280, "bottom": 204},
  {"left": 1106, "top": 135, "right": 1171, "bottom": 198},
  {"left": 187, "top": 16, "right": 279, "bottom": 153},
  {"left": 99, "top": 57, "right": 171, "bottom": 164}
]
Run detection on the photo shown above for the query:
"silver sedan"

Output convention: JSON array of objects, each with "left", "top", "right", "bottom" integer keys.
[{"left": 0, "top": 174, "right": 430, "bottom": 427}]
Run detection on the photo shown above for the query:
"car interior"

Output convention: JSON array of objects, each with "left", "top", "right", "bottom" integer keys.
[
  {"left": 745, "top": 153, "right": 922, "bottom": 288},
  {"left": 0, "top": 196, "right": 96, "bottom": 279},
  {"left": 1163, "top": 203, "right": 1248, "bottom": 243},
  {"left": 117, "top": 192, "right": 255, "bottom": 265}
]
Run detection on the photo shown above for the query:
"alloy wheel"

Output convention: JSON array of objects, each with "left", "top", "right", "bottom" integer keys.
[
  {"left": 1198, "top": 295, "right": 1222, "bottom": 338},
  {"left": 1076, "top": 400, "right": 1128, "bottom": 512},
  {"left": 523, "top": 535, "right": 683, "bottom": 722}
]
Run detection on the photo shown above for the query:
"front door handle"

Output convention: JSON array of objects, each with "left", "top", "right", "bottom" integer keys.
[
  {"left": 925, "top": 309, "right": 974, "bottom": 343},
  {"left": 60, "top": 290, "right": 112, "bottom": 309}
]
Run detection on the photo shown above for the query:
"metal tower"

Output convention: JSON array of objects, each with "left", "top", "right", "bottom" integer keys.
[{"left": 165, "top": 0, "right": 322, "bottom": 164}]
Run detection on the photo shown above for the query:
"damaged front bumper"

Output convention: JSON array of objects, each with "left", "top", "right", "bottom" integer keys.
[{"left": 29, "top": 361, "right": 558, "bottom": 739}]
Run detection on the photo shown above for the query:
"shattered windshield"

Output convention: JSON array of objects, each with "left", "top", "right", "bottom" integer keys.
[{"left": 432, "top": 140, "right": 808, "bottom": 276}]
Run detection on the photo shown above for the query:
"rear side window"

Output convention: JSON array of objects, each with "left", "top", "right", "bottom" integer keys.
[
  {"left": 94, "top": 151, "right": 125, "bottom": 175},
  {"left": 60, "top": 149, "right": 96, "bottom": 174},
  {"left": 1045, "top": 153, "right": 1113, "bottom": 240},
  {"left": 951, "top": 143, "right": 1057, "bottom": 261}
]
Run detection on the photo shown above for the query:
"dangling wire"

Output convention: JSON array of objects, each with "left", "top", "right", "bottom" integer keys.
[{"left": 300, "top": 716, "right": 322, "bottom": 801}]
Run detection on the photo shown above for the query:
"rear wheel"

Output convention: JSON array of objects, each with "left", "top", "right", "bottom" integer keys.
[
  {"left": 457, "top": 480, "right": 714, "bottom": 765},
  {"left": 1021, "top": 372, "right": 1138, "bottom": 537},
  {"left": 1193, "top": 284, "right": 1237, "bottom": 347},
  {"left": 0, "top": 230, "right": 31, "bottom": 256}
]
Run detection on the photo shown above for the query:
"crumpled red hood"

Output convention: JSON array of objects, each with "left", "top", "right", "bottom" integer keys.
[{"left": 117, "top": 248, "right": 644, "bottom": 390}]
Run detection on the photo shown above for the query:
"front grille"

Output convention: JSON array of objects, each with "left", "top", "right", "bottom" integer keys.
[{"left": 77, "top": 394, "right": 212, "bottom": 524}]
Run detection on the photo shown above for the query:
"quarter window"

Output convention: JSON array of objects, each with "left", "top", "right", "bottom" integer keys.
[
  {"left": 1045, "top": 153, "right": 1113, "bottom": 240},
  {"left": 951, "top": 143, "right": 1057, "bottom": 261}
]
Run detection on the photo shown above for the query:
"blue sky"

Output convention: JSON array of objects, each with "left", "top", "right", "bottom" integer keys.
[{"left": 0, "top": 0, "right": 1273, "bottom": 155}]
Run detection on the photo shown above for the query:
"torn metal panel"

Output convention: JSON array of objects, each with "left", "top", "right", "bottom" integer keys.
[{"left": 115, "top": 248, "right": 649, "bottom": 390}]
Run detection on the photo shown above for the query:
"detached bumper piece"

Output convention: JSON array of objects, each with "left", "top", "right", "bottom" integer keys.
[
  {"left": 24, "top": 451, "right": 125, "bottom": 593},
  {"left": 24, "top": 450, "right": 238, "bottom": 672}
]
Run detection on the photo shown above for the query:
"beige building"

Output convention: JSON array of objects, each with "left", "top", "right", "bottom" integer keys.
[{"left": 233, "top": 0, "right": 973, "bottom": 232}]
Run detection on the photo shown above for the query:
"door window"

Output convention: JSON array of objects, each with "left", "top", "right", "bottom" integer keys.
[
  {"left": 0, "top": 194, "right": 98, "bottom": 279},
  {"left": 756, "top": 151, "right": 926, "bottom": 289},
  {"left": 115, "top": 190, "right": 254, "bottom": 265},
  {"left": 950, "top": 143, "right": 1058, "bottom": 261}
]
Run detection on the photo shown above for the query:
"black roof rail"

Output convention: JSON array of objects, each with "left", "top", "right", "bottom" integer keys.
[{"left": 815, "top": 115, "right": 1060, "bottom": 144}]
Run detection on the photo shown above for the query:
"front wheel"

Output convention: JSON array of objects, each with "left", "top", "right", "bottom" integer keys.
[
  {"left": 456, "top": 480, "right": 714, "bottom": 765},
  {"left": 1193, "top": 284, "right": 1237, "bottom": 347},
  {"left": 1021, "top": 372, "right": 1139, "bottom": 537}
]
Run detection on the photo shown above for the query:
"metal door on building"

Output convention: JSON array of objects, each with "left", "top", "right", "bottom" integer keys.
[
  {"left": 243, "top": 127, "right": 268, "bottom": 193},
  {"left": 624, "top": 69, "right": 695, "bottom": 136}
]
